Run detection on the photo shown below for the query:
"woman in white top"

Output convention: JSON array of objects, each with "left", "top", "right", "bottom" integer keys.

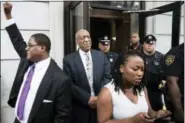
[{"left": 97, "top": 51, "right": 171, "bottom": 123}]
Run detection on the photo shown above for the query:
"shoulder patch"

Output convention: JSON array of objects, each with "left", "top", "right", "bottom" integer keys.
[{"left": 165, "top": 55, "right": 175, "bottom": 66}]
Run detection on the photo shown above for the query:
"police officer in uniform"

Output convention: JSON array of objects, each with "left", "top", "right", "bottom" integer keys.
[
  {"left": 127, "top": 32, "right": 143, "bottom": 52},
  {"left": 98, "top": 36, "right": 119, "bottom": 73},
  {"left": 142, "top": 34, "right": 166, "bottom": 112},
  {"left": 163, "top": 43, "right": 184, "bottom": 123}
]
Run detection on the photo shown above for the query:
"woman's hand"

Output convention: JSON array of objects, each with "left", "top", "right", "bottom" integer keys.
[
  {"left": 132, "top": 112, "right": 155, "bottom": 123},
  {"left": 155, "top": 110, "right": 171, "bottom": 120},
  {"left": 147, "top": 110, "right": 157, "bottom": 119}
]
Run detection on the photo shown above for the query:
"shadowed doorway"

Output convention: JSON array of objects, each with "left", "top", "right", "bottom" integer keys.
[
  {"left": 90, "top": 16, "right": 130, "bottom": 54},
  {"left": 90, "top": 18, "right": 111, "bottom": 50}
]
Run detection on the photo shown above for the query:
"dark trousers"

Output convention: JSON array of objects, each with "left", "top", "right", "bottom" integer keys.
[{"left": 88, "top": 108, "right": 97, "bottom": 123}]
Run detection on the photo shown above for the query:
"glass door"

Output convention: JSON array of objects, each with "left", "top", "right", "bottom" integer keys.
[
  {"left": 64, "top": 1, "right": 183, "bottom": 55},
  {"left": 70, "top": 2, "right": 90, "bottom": 50},
  {"left": 122, "top": 1, "right": 184, "bottom": 47}
]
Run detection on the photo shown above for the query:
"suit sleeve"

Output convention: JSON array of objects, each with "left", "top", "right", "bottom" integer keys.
[
  {"left": 5, "top": 23, "right": 27, "bottom": 58},
  {"left": 53, "top": 78, "right": 72, "bottom": 123},
  {"left": 101, "top": 54, "right": 112, "bottom": 88},
  {"left": 63, "top": 58, "right": 91, "bottom": 106}
]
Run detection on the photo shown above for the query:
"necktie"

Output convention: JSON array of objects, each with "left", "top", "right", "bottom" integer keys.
[
  {"left": 85, "top": 53, "right": 91, "bottom": 81},
  {"left": 84, "top": 53, "right": 94, "bottom": 95},
  {"left": 17, "top": 64, "right": 35, "bottom": 120}
]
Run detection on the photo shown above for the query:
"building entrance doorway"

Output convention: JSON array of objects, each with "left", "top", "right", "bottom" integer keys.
[
  {"left": 90, "top": 17, "right": 130, "bottom": 53},
  {"left": 90, "top": 18, "right": 111, "bottom": 50},
  {"left": 64, "top": 1, "right": 183, "bottom": 55}
]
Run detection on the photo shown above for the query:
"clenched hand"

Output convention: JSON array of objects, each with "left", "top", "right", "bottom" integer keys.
[{"left": 3, "top": 2, "right": 12, "bottom": 19}]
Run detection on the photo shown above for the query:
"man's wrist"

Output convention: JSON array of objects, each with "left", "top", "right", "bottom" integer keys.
[{"left": 5, "top": 14, "right": 12, "bottom": 20}]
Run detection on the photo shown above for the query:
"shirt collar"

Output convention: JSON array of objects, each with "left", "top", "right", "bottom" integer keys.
[
  {"left": 34, "top": 57, "right": 51, "bottom": 70},
  {"left": 79, "top": 49, "right": 91, "bottom": 56}
]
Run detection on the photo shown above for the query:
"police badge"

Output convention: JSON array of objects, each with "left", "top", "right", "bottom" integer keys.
[
  {"left": 110, "top": 58, "right": 113, "bottom": 63},
  {"left": 154, "top": 61, "right": 159, "bottom": 65},
  {"left": 165, "top": 55, "right": 175, "bottom": 66}
]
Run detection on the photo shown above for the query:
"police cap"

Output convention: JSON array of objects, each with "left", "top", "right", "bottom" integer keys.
[
  {"left": 143, "top": 34, "right": 156, "bottom": 44},
  {"left": 99, "top": 36, "right": 110, "bottom": 46}
]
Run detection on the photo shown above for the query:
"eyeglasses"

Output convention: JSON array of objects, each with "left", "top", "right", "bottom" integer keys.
[{"left": 26, "top": 44, "right": 39, "bottom": 48}]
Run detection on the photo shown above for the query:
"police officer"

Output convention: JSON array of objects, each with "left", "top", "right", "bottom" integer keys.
[
  {"left": 142, "top": 34, "right": 165, "bottom": 111},
  {"left": 98, "top": 36, "right": 119, "bottom": 72},
  {"left": 127, "top": 32, "right": 143, "bottom": 52},
  {"left": 163, "top": 43, "right": 184, "bottom": 123}
]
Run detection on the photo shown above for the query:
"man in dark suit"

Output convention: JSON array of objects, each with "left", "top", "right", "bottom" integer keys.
[
  {"left": 63, "top": 29, "right": 111, "bottom": 123},
  {"left": 3, "top": 2, "right": 71, "bottom": 123}
]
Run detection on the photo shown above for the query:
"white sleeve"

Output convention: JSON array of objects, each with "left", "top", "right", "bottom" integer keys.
[{"left": 5, "top": 18, "right": 15, "bottom": 27}]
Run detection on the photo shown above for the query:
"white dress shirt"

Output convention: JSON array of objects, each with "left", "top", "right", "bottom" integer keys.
[
  {"left": 15, "top": 57, "right": 51, "bottom": 123},
  {"left": 79, "top": 49, "right": 95, "bottom": 96}
]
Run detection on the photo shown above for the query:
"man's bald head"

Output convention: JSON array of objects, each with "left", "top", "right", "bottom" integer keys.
[
  {"left": 75, "top": 29, "right": 89, "bottom": 41},
  {"left": 75, "top": 29, "right": 92, "bottom": 52}
]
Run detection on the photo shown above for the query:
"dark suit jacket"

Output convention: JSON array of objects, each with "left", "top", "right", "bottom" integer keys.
[
  {"left": 63, "top": 50, "right": 111, "bottom": 123},
  {"left": 6, "top": 24, "right": 71, "bottom": 123}
]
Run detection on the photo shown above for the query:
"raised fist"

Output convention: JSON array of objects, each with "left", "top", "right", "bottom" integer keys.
[{"left": 3, "top": 2, "right": 12, "bottom": 19}]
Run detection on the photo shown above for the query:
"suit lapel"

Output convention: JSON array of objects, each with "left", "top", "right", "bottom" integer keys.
[
  {"left": 28, "top": 59, "right": 55, "bottom": 123},
  {"left": 74, "top": 51, "right": 87, "bottom": 79},
  {"left": 74, "top": 51, "right": 91, "bottom": 90}
]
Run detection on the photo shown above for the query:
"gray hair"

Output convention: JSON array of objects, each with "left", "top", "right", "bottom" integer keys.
[{"left": 75, "top": 29, "right": 89, "bottom": 41}]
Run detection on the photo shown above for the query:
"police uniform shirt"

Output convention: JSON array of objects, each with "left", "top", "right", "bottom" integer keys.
[
  {"left": 145, "top": 51, "right": 164, "bottom": 74},
  {"left": 163, "top": 43, "right": 184, "bottom": 97},
  {"left": 144, "top": 51, "right": 164, "bottom": 89},
  {"left": 106, "top": 51, "right": 119, "bottom": 71},
  {"left": 144, "top": 51, "right": 164, "bottom": 111}
]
